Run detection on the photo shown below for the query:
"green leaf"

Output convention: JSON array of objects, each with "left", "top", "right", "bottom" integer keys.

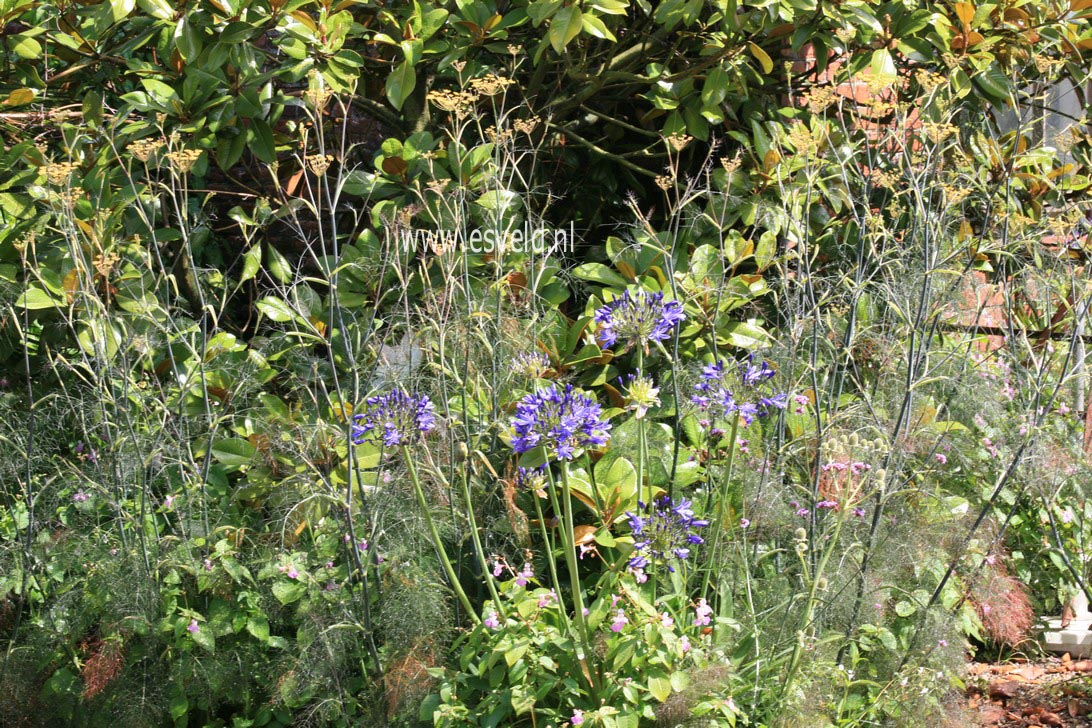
[
  {"left": 211, "top": 438, "right": 257, "bottom": 468},
  {"left": 894, "top": 600, "right": 916, "bottom": 617},
  {"left": 255, "top": 296, "right": 299, "bottom": 323},
  {"left": 870, "top": 49, "right": 897, "bottom": 83},
  {"left": 272, "top": 580, "right": 306, "bottom": 605},
  {"left": 648, "top": 675, "right": 672, "bottom": 702},
  {"left": 975, "top": 63, "right": 1012, "bottom": 103},
  {"left": 247, "top": 615, "right": 270, "bottom": 642},
  {"left": 18, "top": 287, "right": 60, "bottom": 310},
  {"left": 12, "top": 35, "right": 41, "bottom": 60},
  {"left": 266, "top": 245, "right": 293, "bottom": 283},
  {"left": 549, "top": 6, "right": 583, "bottom": 53},
  {"left": 581, "top": 13, "right": 615, "bottom": 40},
  {"left": 720, "top": 320, "right": 771, "bottom": 349},
  {"left": 249, "top": 119, "right": 276, "bottom": 164},
  {"left": 175, "top": 16, "right": 202, "bottom": 61},
  {"left": 573, "top": 262, "right": 629, "bottom": 287},
  {"left": 169, "top": 693, "right": 189, "bottom": 720},
  {"left": 2, "top": 88, "right": 35, "bottom": 107},
  {"left": 191, "top": 624, "right": 215, "bottom": 653},
  {"left": 386, "top": 60, "right": 416, "bottom": 111},
  {"left": 702, "top": 66, "right": 729, "bottom": 107},
  {"left": 111, "top": 0, "right": 136, "bottom": 21},
  {"left": 747, "top": 42, "right": 772, "bottom": 74},
  {"left": 141, "top": 78, "right": 179, "bottom": 104},
  {"left": 239, "top": 244, "right": 261, "bottom": 284},
  {"left": 137, "top": 0, "right": 173, "bottom": 19}
]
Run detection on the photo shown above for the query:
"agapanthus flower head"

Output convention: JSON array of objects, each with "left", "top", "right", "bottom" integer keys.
[
  {"left": 594, "top": 290, "right": 686, "bottom": 352},
  {"left": 622, "top": 371, "right": 660, "bottom": 419},
  {"left": 510, "top": 384, "right": 611, "bottom": 461},
  {"left": 516, "top": 464, "right": 549, "bottom": 490},
  {"left": 626, "top": 496, "right": 709, "bottom": 575},
  {"left": 351, "top": 389, "right": 435, "bottom": 447},
  {"left": 512, "top": 350, "right": 552, "bottom": 379},
  {"left": 691, "top": 354, "right": 788, "bottom": 425}
]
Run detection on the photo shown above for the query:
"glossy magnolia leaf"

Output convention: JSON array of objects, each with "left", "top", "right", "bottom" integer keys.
[
  {"left": 549, "top": 5, "right": 583, "bottom": 53},
  {"left": 112, "top": 0, "right": 136, "bottom": 21},
  {"left": 748, "top": 42, "right": 773, "bottom": 74},
  {"left": 211, "top": 438, "right": 257, "bottom": 468},
  {"left": 12, "top": 35, "right": 41, "bottom": 60},
  {"left": 573, "top": 262, "right": 629, "bottom": 287},
  {"left": 386, "top": 59, "right": 416, "bottom": 111},
  {"left": 954, "top": 2, "right": 975, "bottom": 27},
  {"left": 581, "top": 13, "right": 615, "bottom": 41},
  {"left": 702, "top": 66, "right": 729, "bottom": 107},
  {"left": 3, "top": 88, "right": 35, "bottom": 107},
  {"left": 17, "top": 287, "right": 60, "bottom": 310},
  {"left": 870, "top": 49, "right": 897, "bottom": 83}
]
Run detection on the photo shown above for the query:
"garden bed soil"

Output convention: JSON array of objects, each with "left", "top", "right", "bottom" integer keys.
[{"left": 966, "top": 656, "right": 1092, "bottom": 726}]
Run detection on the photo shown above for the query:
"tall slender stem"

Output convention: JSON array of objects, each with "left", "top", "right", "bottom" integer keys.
[
  {"left": 701, "top": 416, "right": 741, "bottom": 604},
  {"left": 402, "top": 446, "right": 480, "bottom": 624},
  {"left": 635, "top": 348, "right": 648, "bottom": 506},
  {"left": 458, "top": 465, "right": 506, "bottom": 617},
  {"left": 533, "top": 494, "right": 571, "bottom": 631},
  {"left": 556, "top": 465, "right": 596, "bottom": 695}
]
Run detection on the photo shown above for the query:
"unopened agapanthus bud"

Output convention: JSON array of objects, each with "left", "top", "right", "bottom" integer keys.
[{"left": 794, "top": 527, "right": 808, "bottom": 541}]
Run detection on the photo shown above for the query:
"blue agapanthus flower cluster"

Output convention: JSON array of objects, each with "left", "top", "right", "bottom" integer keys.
[
  {"left": 516, "top": 464, "right": 549, "bottom": 490},
  {"left": 510, "top": 384, "right": 612, "bottom": 460},
  {"left": 691, "top": 355, "right": 788, "bottom": 425},
  {"left": 626, "top": 496, "right": 709, "bottom": 574},
  {"left": 594, "top": 290, "right": 686, "bottom": 352},
  {"left": 350, "top": 389, "right": 436, "bottom": 447}
]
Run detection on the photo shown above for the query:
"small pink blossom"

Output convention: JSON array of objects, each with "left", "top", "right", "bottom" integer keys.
[
  {"left": 492, "top": 560, "right": 504, "bottom": 577},
  {"left": 484, "top": 611, "right": 500, "bottom": 629},
  {"left": 286, "top": 566, "right": 299, "bottom": 579},
  {"left": 739, "top": 518, "right": 750, "bottom": 528},
  {"left": 694, "top": 598, "right": 712, "bottom": 627},
  {"left": 660, "top": 612, "right": 674, "bottom": 628},
  {"left": 187, "top": 619, "right": 200, "bottom": 634},
  {"left": 515, "top": 563, "right": 534, "bottom": 587},
  {"left": 610, "top": 609, "right": 628, "bottom": 632},
  {"left": 571, "top": 709, "right": 585, "bottom": 726},
  {"left": 680, "top": 635, "right": 691, "bottom": 652},
  {"left": 935, "top": 453, "right": 947, "bottom": 465},
  {"left": 203, "top": 559, "right": 213, "bottom": 572}
]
